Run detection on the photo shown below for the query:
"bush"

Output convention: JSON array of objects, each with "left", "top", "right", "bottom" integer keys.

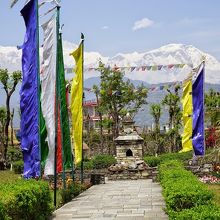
[
  {"left": 144, "top": 151, "right": 193, "bottom": 167},
  {"left": 92, "top": 155, "right": 116, "bottom": 169},
  {"left": 0, "top": 179, "right": 52, "bottom": 220},
  {"left": 159, "top": 160, "right": 214, "bottom": 211},
  {"left": 13, "top": 160, "right": 24, "bottom": 174},
  {"left": 60, "top": 182, "right": 87, "bottom": 204},
  {"left": 7, "top": 146, "right": 23, "bottom": 164},
  {"left": 159, "top": 151, "right": 193, "bottom": 162},
  {"left": 76, "top": 160, "right": 93, "bottom": 170},
  {"left": 159, "top": 160, "right": 220, "bottom": 218},
  {"left": 143, "top": 156, "right": 161, "bottom": 167},
  {"left": 169, "top": 204, "right": 220, "bottom": 220}
]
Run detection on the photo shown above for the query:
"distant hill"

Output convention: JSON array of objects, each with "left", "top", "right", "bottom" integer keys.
[
  {"left": 83, "top": 77, "right": 220, "bottom": 127},
  {"left": 1, "top": 78, "right": 220, "bottom": 129}
]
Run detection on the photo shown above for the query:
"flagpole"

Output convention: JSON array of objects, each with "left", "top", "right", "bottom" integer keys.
[
  {"left": 54, "top": 5, "right": 60, "bottom": 208},
  {"left": 59, "top": 31, "right": 67, "bottom": 189},
  {"left": 203, "top": 59, "right": 206, "bottom": 155},
  {"left": 81, "top": 33, "right": 84, "bottom": 184},
  {"left": 36, "top": 0, "right": 41, "bottom": 178}
]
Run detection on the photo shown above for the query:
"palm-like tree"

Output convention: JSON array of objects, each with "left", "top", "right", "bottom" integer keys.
[
  {"left": 162, "top": 85, "right": 182, "bottom": 152},
  {"left": 150, "top": 103, "right": 162, "bottom": 132}
]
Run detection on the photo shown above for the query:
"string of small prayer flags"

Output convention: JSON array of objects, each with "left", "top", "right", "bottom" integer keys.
[
  {"left": 83, "top": 81, "right": 182, "bottom": 94},
  {"left": 65, "top": 63, "right": 188, "bottom": 74},
  {"left": 148, "top": 81, "right": 181, "bottom": 92}
]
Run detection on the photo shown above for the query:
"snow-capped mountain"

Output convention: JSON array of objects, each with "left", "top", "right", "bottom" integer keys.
[{"left": 0, "top": 42, "right": 220, "bottom": 83}]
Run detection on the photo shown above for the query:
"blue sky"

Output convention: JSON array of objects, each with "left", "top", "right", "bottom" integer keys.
[{"left": 0, "top": 0, "right": 220, "bottom": 59}]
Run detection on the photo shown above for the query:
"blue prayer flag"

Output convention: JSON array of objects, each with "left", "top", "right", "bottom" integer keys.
[
  {"left": 192, "top": 64, "right": 205, "bottom": 155},
  {"left": 20, "top": 0, "right": 40, "bottom": 178}
]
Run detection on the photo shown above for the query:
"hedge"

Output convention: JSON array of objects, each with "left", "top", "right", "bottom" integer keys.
[
  {"left": 92, "top": 155, "right": 116, "bottom": 169},
  {"left": 75, "top": 155, "right": 116, "bottom": 170},
  {"left": 169, "top": 204, "right": 220, "bottom": 220},
  {"left": 159, "top": 160, "right": 220, "bottom": 219},
  {"left": 0, "top": 179, "right": 52, "bottom": 220},
  {"left": 144, "top": 151, "right": 193, "bottom": 167}
]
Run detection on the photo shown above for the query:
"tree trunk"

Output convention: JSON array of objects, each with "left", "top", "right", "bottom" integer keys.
[
  {"left": 95, "top": 93, "right": 104, "bottom": 154},
  {"left": 4, "top": 95, "right": 11, "bottom": 160},
  {"left": 99, "top": 112, "right": 104, "bottom": 153},
  {"left": 10, "top": 109, "right": 14, "bottom": 147}
]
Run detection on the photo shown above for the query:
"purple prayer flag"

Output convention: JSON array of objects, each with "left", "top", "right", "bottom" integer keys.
[
  {"left": 158, "top": 65, "right": 163, "bottom": 70},
  {"left": 20, "top": 0, "right": 40, "bottom": 178},
  {"left": 130, "top": 67, "right": 135, "bottom": 72},
  {"left": 192, "top": 65, "right": 205, "bottom": 155}
]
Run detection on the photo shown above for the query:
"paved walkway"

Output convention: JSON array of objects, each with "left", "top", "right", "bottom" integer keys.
[{"left": 52, "top": 179, "right": 168, "bottom": 220}]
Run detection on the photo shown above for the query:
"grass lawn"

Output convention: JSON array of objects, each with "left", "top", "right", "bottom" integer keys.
[
  {"left": 208, "top": 184, "right": 220, "bottom": 206},
  {"left": 0, "top": 170, "right": 21, "bottom": 183}
]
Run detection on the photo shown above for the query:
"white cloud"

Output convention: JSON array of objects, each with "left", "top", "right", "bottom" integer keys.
[
  {"left": 101, "top": 26, "right": 109, "bottom": 30},
  {"left": 132, "top": 18, "right": 154, "bottom": 31}
]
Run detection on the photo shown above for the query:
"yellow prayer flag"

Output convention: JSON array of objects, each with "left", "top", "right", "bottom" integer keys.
[
  {"left": 70, "top": 42, "right": 83, "bottom": 164},
  {"left": 180, "top": 78, "right": 193, "bottom": 152}
]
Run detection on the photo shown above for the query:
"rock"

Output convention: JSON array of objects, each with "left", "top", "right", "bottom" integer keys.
[
  {"left": 201, "top": 168, "right": 210, "bottom": 173},
  {"left": 136, "top": 160, "right": 144, "bottom": 165},
  {"left": 142, "top": 171, "right": 149, "bottom": 177},
  {"left": 131, "top": 176, "right": 138, "bottom": 180},
  {"left": 128, "top": 163, "right": 137, "bottom": 169},
  {"left": 203, "top": 164, "right": 213, "bottom": 169},
  {"left": 138, "top": 164, "right": 145, "bottom": 171}
]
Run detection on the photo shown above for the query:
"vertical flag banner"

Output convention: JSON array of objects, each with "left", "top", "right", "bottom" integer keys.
[
  {"left": 58, "top": 35, "right": 73, "bottom": 170},
  {"left": 20, "top": 0, "right": 40, "bottom": 178},
  {"left": 181, "top": 77, "right": 193, "bottom": 152},
  {"left": 41, "top": 15, "right": 57, "bottom": 175},
  {"left": 192, "top": 64, "right": 205, "bottom": 155},
  {"left": 70, "top": 42, "right": 83, "bottom": 164},
  {"left": 40, "top": 105, "right": 48, "bottom": 167}
]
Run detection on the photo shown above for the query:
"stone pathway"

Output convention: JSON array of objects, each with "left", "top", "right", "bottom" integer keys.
[{"left": 52, "top": 179, "right": 168, "bottom": 220}]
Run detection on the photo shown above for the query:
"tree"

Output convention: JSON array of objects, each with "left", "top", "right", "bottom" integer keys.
[
  {"left": 10, "top": 109, "right": 14, "bottom": 147},
  {"left": 150, "top": 103, "right": 162, "bottom": 133},
  {"left": 162, "top": 85, "right": 182, "bottom": 152},
  {"left": 92, "top": 85, "right": 104, "bottom": 153},
  {"left": 0, "top": 69, "right": 22, "bottom": 160},
  {"left": 97, "top": 62, "right": 148, "bottom": 138},
  {"left": 0, "top": 107, "right": 6, "bottom": 149},
  {"left": 205, "top": 89, "right": 220, "bottom": 126}
]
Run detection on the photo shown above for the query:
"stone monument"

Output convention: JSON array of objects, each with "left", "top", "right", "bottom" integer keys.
[{"left": 114, "top": 113, "right": 144, "bottom": 164}]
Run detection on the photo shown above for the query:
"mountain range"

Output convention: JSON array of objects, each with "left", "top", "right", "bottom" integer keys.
[
  {"left": 0, "top": 42, "right": 220, "bottom": 127},
  {"left": 1, "top": 41, "right": 220, "bottom": 84}
]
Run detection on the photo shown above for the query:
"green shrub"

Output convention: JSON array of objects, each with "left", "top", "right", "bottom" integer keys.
[
  {"left": 143, "top": 156, "right": 161, "bottom": 167},
  {"left": 159, "top": 151, "right": 193, "bottom": 163},
  {"left": 76, "top": 160, "right": 93, "bottom": 170},
  {"left": 159, "top": 160, "right": 214, "bottom": 212},
  {"left": 60, "top": 182, "right": 84, "bottom": 204},
  {"left": 169, "top": 204, "right": 220, "bottom": 220},
  {"left": 92, "top": 155, "right": 116, "bottom": 169},
  {"left": 7, "top": 147, "right": 23, "bottom": 164},
  {"left": 144, "top": 151, "right": 193, "bottom": 167},
  {"left": 13, "top": 160, "right": 24, "bottom": 174},
  {"left": 0, "top": 179, "right": 52, "bottom": 220}
]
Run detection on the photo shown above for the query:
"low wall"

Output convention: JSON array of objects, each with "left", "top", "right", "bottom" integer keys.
[
  {"left": 185, "top": 163, "right": 213, "bottom": 176},
  {"left": 52, "top": 167, "right": 159, "bottom": 186}
]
